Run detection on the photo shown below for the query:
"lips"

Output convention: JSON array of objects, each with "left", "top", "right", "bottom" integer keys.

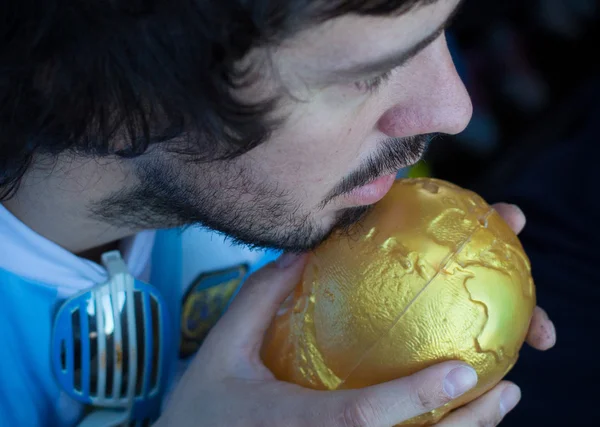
[{"left": 341, "top": 173, "right": 397, "bottom": 206}]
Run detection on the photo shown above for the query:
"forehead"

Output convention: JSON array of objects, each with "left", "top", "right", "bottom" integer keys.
[{"left": 275, "top": 0, "right": 461, "bottom": 75}]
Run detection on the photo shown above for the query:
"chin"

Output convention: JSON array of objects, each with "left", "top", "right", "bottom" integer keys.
[{"left": 331, "top": 205, "right": 373, "bottom": 233}]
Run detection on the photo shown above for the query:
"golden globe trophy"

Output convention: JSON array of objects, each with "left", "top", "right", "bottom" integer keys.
[{"left": 262, "top": 178, "right": 535, "bottom": 426}]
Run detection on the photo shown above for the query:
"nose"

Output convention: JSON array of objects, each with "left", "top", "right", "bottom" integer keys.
[{"left": 377, "top": 34, "right": 473, "bottom": 138}]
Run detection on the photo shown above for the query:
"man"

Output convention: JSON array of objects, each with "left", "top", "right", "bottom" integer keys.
[{"left": 0, "top": 0, "right": 555, "bottom": 426}]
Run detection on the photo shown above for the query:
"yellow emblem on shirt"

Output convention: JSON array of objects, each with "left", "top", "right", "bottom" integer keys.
[{"left": 180, "top": 264, "right": 248, "bottom": 358}]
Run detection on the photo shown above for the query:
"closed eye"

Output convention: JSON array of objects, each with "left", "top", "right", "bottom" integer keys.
[{"left": 353, "top": 69, "right": 393, "bottom": 94}]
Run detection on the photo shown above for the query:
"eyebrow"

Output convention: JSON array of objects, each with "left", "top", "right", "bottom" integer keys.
[{"left": 326, "top": 0, "right": 464, "bottom": 81}]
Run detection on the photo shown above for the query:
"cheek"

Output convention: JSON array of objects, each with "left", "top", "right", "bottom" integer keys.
[
  {"left": 249, "top": 84, "right": 385, "bottom": 208},
  {"left": 256, "top": 106, "right": 370, "bottom": 202}
]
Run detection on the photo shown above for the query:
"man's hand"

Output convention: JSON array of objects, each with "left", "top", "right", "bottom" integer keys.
[
  {"left": 156, "top": 203, "right": 554, "bottom": 427},
  {"left": 492, "top": 203, "right": 556, "bottom": 352}
]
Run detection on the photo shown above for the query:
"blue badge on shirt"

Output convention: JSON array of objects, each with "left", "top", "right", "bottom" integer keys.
[{"left": 180, "top": 264, "right": 248, "bottom": 358}]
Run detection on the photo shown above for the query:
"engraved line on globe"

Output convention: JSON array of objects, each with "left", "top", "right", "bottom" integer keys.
[
  {"left": 334, "top": 208, "right": 496, "bottom": 389},
  {"left": 459, "top": 239, "right": 534, "bottom": 361},
  {"left": 455, "top": 265, "right": 501, "bottom": 363}
]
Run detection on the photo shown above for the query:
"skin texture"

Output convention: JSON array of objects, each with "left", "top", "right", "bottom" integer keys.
[{"left": 1, "top": 0, "right": 555, "bottom": 424}]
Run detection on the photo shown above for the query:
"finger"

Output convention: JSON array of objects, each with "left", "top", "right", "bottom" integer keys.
[
  {"left": 438, "top": 381, "right": 521, "bottom": 427},
  {"left": 208, "top": 253, "right": 308, "bottom": 352},
  {"left": 526, "top": 306, "right": 556, "bottom": 350},
  {"left": 492, "top": 203, "right": 526, "bottom": 235},
  {"left": 320, "top": 362, "right": 479, "bottom": 427}
]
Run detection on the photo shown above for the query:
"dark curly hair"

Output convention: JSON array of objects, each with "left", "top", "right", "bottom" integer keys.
[{"left": 0, "top": 0, "right": 433, "bottom": 199}]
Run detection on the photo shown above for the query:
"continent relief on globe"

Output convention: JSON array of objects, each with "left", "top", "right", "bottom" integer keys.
[{"left": 261, "top": 178, "right": 536, "bottom": 426}]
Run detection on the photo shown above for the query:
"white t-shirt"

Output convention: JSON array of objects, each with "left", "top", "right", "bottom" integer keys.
[{"left": 0, "top": 203, "right": 155, "bottom": 298}]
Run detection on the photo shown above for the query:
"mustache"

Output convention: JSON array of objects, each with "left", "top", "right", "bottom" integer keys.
[{"left": 320, "top": 133, "right": 437, "bottom": 208}]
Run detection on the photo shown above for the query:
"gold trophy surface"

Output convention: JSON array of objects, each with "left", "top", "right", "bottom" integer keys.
[{"left": 262, "top": 178, "right": 536, "bottom": 426}]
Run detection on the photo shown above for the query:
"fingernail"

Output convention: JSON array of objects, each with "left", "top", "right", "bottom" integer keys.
[
  {"left": 275, "top": 253, "right": 301, "bottom": 269},
  {"left": 443, "top": 366, "right": 478, "bottom": 399},
  {"left": 500, "top": 385, "right": 521, "bottom": 417},
  {"left": 511, "top": 204, "right": 524, "bottom": 216}
]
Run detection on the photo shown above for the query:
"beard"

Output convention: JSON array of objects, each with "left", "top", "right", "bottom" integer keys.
[{"left": 90, "top": 134, "right": 432, "bottom": 252}]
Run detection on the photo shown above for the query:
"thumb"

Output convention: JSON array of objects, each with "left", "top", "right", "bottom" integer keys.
[
  {"left": 318, "top": 362, "right": 478, "bottom": 427},
  {"left": 208, "top": 253, "right": 308, "bottom": 353}
]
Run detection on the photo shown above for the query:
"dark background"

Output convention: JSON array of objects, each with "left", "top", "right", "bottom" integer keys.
[
  {"left": 433, "top": 0, "right": 599, "bottom": 185},
  {"left": 422, "top": 1, "right": 600, "bottom": 425}
]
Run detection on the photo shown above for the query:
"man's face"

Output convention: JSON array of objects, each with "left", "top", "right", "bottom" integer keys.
[{"left": 96, "top": 0, "right": 472, "bottom": 252}]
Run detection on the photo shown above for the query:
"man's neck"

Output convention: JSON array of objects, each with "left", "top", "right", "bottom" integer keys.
[{"left": 2, "top": 155, "right": 139, "bottom": 256}]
